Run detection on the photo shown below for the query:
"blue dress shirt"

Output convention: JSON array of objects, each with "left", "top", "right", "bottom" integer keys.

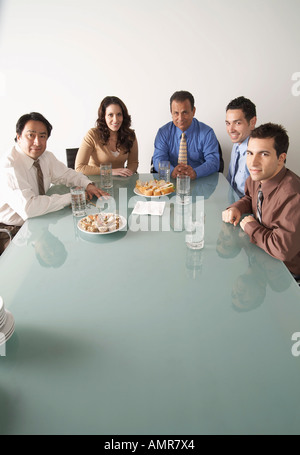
[
  {"left": 227, "top": 137, "right": 250, "bottom": 198},
  {"left": 153, "top": 118, "right": 220, "bottom": 178}
]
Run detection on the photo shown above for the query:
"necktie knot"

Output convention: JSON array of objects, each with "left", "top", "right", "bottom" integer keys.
[
  {"left": 178, "top": 132, "right": 187, "bottom": 165},
  {"left": 33, "top": 160, "right": 45, "bottom": 195}
]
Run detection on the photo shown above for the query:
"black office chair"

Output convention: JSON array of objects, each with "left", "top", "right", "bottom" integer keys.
[
  {"left": 66, "top": 148, "right": 79, "bottom": 169},
  {"left": 150, "top": 157, "right": 156, "bottom": 173},
  {"left": 150, "top": 142, "right": 224, "bottom": 174},
  {"left": 293, "top": 274, "right": 300, "bottom": 286},
  {"left": 0, "top": 228, "right": 12, "bottom": 255},
  {"left": 218, "top": 142, "right": 224, "bottom": 173}
]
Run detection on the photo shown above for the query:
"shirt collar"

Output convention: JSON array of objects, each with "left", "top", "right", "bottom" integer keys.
[
  {"left": 234, "top": 136, "right": 249, "bottom": 155},
  {"left": 259, "top": 166, "right": 287, "bottom": 198},
  {"left": 175, "top": 118, "right": 195, "bottom": 139},
  {"left": 15, "top": 144, "right": 38, "bottom": 170}
]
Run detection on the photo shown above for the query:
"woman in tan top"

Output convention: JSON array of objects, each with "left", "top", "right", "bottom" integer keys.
[{"left": 75, "top": 96, "right": 138, "bottom": 176}]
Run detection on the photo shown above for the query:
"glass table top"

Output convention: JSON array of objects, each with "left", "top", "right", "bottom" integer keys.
[{"left": 0, "top": 173, "right": 299, "bottom": 435}]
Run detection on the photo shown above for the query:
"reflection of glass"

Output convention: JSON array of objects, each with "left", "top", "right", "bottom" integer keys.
[
  {"left": 172, "top": 197, "right": 204, "bottom": 235},
  {"left": 176, "top": 175, "right": 190, "bottom": 205},
  {"left": 186, "top": 217, "right": 204, "bottom": 250},
  {"left": 185, "top": 246, "right": 204, "bottom": 280}
]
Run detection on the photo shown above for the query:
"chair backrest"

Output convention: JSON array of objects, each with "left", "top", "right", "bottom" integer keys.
[
  {"left": 150, "top": 156, "right": 156, "bottom": 173},
  {"left": 66, "top": 148, "right": 79, "bottom": 169},
  {"left": 218, "top": 142, "right": 224, "bottom": 173},
  {"left": 0, "top": 228, "right": 12, "bottom": 255},
  {"left": 150, "top": 142, "right": 224, "bottom": 174}
]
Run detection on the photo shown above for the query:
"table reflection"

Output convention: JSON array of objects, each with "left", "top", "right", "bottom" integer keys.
[
  {"left": 15, "top": 218, "right": 68, "bottom": 268},
  {"left": 216, "top": 222, "right": 293, "bottom": 311}
]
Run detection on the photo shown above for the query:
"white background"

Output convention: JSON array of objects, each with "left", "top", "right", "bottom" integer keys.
[{"left": 0, "top": 0, "right": 300, "bottom": 175}]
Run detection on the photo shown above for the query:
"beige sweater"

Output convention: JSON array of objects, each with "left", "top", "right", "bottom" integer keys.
[{"left": 75, "top": 128, "right": 139, "bottom": 175}]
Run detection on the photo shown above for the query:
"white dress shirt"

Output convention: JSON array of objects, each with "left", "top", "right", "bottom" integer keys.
[{"left": 0, "top": 145, "right": 92, "bottom": 226}]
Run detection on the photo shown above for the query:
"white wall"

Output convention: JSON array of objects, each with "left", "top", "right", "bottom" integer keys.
[{"left": 1, "top": 0, "right": 300, "bottom": 175}]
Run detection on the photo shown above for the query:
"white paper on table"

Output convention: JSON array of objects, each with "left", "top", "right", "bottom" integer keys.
[{"left": 132, "top": 201, "right": 166, "bottom": 216}]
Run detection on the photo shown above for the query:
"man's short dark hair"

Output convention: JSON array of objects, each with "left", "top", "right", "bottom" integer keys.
[
  {"left": 15, "top": 112, "right": 53, "bottom": 142},
  {"left": 250, "top": 122, "right": 289, "bottom": 158},
  {"left": 170, "top": 91, "right": 195, "bottom": 111},
  {"left": 226, "top": 96, "right": 256, "bottom": 122}
]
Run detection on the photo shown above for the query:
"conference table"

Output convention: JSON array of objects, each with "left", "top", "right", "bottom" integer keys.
[{"left": 0, "top": 172, "right": 300, "bottom": 436}]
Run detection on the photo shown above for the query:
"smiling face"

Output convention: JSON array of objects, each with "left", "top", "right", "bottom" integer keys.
[
  {"left": 171, "top": 99, "right": 195, "bottom": 132},
  {"left": 17, "top": 120, "right": 48, "bottom": 160},
  {"left": 105, "top": 104, "right": 123, "bottom": 132},
  {"left": 225, "top": 109, "right": 256, "bottom": 144},
  {"left": 247, "top": 137, "right": 286, "bottom": 183}
]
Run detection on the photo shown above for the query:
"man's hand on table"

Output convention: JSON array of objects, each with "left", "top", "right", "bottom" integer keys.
[
  {"left": 240, "top": 215, "right": 256, "bottom": 231},
  {"left": 86, "top": 183, "right": 109, "bottom": 200},
  {"left": 171, "top": 164, "right": 196, "bottom": 180},
  {"left": 222, "top": 207, "right": 242, "bottom": 227},
  {"left": 222, "top": 208, "right": 256, "bottom": 230}
]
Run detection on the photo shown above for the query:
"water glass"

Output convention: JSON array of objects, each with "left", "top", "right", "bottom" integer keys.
[
  {"left": 158, "top": 161, "right": 170, "bottom": 182},
  {"left": 185, "top": 215, "right": 205, "bottom": 250},
  {"left": 176, "top": 175, "right": 190, "bottom": 205},
  {"left": 71, "top": 186, "right": 87, "bottom": 217},
  {"left": 100, "top": 163, "right": 113, "bottom": 189}
]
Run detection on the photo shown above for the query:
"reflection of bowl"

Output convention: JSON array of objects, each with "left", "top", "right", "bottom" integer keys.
[{"left": 77, "top": 228, "right": 128, "bottom": 244}]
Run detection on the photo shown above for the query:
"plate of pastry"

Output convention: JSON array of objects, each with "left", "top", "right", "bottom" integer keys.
[{"left": 78, "top": 213, "right": 126, "bottom": 234}]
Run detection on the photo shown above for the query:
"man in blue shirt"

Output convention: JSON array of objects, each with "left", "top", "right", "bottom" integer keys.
[
  {"left": 225, "top": 96, "right": 257, "bottom": 198},
  {"left": 153, "top": 91, "right": 220, "bottom": 180}
]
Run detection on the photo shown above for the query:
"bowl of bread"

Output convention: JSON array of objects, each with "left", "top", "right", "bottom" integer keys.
[{"left": 134, "top": 179, "right": 175, "bottom": 197}]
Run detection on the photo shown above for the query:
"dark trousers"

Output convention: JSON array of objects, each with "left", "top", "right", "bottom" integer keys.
[{"left": 0, "top": 223, "right": 21, "bottom": 255}]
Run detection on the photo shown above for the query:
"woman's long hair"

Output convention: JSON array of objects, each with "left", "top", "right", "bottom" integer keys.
[{"left": 96, "top": 96, "right": 136, "bottom": 152}]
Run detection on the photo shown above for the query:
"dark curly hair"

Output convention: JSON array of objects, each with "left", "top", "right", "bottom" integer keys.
[
  {"left": 96, "top": 96, "right": 136, "bottom": 152},
  {"left": 250, "top": 122, "right": 289, "bottom": 158},
  {"left": 226, "top": 96, "right": 256, "bottom": 123}
]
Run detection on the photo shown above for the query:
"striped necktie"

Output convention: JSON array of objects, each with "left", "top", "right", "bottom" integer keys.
[
  {"left": 257, "top": 184, "right": 263, "bottom": 224},
  {"left": 178, "top": 132, "right": 187, "bottom": 164},
  {"left": 231, "top": 146, "right": 240, "bottom": 190},
  {"left": 33, "top": 160, "right": 45, "bottom": 195}
]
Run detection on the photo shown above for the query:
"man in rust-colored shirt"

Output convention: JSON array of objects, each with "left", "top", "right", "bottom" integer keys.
[{"left": 222, "top": 123, "right": 300, "bottom": 279}]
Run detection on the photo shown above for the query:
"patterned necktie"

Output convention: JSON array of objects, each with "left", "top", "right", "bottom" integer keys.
[
  {"left": 231, "top": 146, "right": 240, "bottom": 190},
  {"left": 33, "top": 160, "right": 45, "bottom": 195},
  {"left": 178, "top": 132, "right": 187, "bottom": 164},
  {"left": 257, "top": 184, "right": 263, "bottom": 224}
]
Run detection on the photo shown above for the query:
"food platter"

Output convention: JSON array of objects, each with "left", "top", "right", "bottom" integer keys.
[
  {"left": 77, "top": 213, "right": 127, "bottom": 235},
  {"left": 134, "top": 179, "right": 175, "bottom": 198},
  {"left": 133, "top": 187, "right": 174, "bottom": 198}
]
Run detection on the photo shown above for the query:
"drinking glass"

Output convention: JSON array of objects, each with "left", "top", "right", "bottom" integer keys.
[
  {"left": 71, "top": 186, "right": 86, "bottom": 217},
  {"left": 100, "top": 163, "right": 113, "bottom": 189},
  {"left": 158, "top": 161, "right": 170, "bottom": 182}
]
